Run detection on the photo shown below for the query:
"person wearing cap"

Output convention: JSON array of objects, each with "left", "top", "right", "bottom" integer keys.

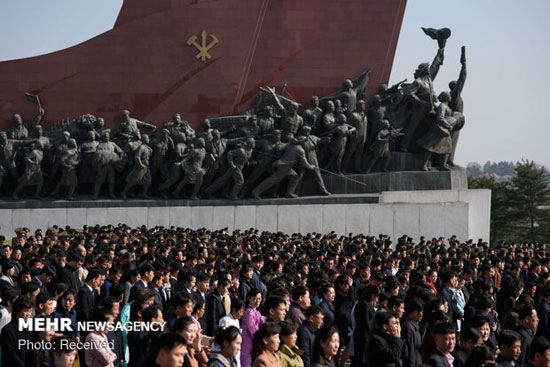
[{"left": 251, "top": 136, "right": 315, "bottom": 199}]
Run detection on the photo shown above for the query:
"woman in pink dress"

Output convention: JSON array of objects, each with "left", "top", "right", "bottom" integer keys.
[{"left": 240, "top": 289, "right": 265, "bottom": 367}]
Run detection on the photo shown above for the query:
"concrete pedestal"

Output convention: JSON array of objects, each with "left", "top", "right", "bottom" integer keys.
[{"left": 0, "top": 189, "right": 491, "bottom": 241}]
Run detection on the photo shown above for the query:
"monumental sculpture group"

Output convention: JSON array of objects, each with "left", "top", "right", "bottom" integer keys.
[{"left": 0, "top": 27, "right": 466, "bottom": 201}]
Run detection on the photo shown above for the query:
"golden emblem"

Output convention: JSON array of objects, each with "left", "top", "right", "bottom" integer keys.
[{"left": 187, "top": 30, "right": 219, "bottom": 61}]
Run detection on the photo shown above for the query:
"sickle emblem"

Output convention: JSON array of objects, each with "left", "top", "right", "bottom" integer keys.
[{"left": 187, "top": 30, "right": 219, "bottom": 61}]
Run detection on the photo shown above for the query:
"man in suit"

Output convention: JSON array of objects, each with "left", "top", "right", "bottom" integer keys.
[
  {"left": 426, "top": 322, "right": 456, "bottom": 367},
  {"left": 366, "top": 311, "right": 403, "bottom": 367},
  {"left": 530, "top": 337, "right": 550, "bottom": 367},
  {"left": 58, "top": 252, "right": 83, "bottom": 293},
  {"left": 205, "top": 277, "right": 230, "bottom": 336},
  {"left": 77, "top": 268, "right": 103, "bottom": 323},
  {"left": 33, "top": 264, "right": 56, "bottom": 293},
  {"left": 130, "top": 263, "right": 155, "bottom": 298},
  {"left": 297, "top": 305, "right": 324, "bottom": 367},
  {"left": 0, "top": 296, "right": 35, "bottom": 367},
  {"left": 439, "top": 270, "right": 460, "bottom": 328},
  {"left": 452, "top": 328, "right": 482, "bottom": 367},
  {"left": 496, "top": 330, "right": 522, "bottom": 367},
  {"left": 193, "top": 272, "right": 210, "bottom": 306},
  {"left": 73, "top": 268, "right": 102, "bottom": 366},
  {"left": 401, "top": 298, "right": 424, "bottom": 367},
  {"left": 513, "top": 306, "right": 539, "bottom": 367}
]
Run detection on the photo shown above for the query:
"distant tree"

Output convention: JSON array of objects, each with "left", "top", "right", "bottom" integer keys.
[
  {"left": 468, "top": 175, "right": 514, "bottom": 241},
  {"left": 508, "top": 160, "right": 550, "bottom": 242},
  {"left": 466, "top": 162, "right": 483, "bottom": 177}
]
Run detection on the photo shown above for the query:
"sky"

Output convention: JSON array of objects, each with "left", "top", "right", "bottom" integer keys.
[{"left": 1, "top": 0, "right": 549, "bottom": 167}]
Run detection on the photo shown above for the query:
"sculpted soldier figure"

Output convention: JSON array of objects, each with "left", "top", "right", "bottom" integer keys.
[
  {"left": 116, "top": 109, "right": 156, "bottom": 146},
  {"left": 325, "top": 114, "right": 356, "bottom": 175},
  {"left": 44, "top": 131, "right": 70, "bottom": 194},
  {"left": 297, "top": 126, "right": 330, "bottom": 196},
  {"left": 205, "top": 137, "right": 255, "bottom": 200},
  {"left": 195, "top": 119, "right": 214, "bottom": 143},
  {"left": 149, "top": 129, "right": 173, "bottom": 179},
  {"left": 251, "top": 136, "right": 316, "bottom": 199},
  {"left": 79, "top": 131, "right": 99, "bottom": 184},
  {"left": 158, "top": 133, "right": 188, "bottom": 198},
  {"left": 232, "top": 115, "right": 261, "bottom": 139},
  {"left": 0, "top": 132, "right": 34, "bottom": 185},
  {"left": 165, "top": 113, "right": 195, "bottom": 141},
  {"left": 338, "top": 79, "right": 358, "bottom": 114},
  {"left": 258, "top": 107, "right": 275, "bottom": 135},
  {"left": 397, "top": 38, "right": 445, "bottom": 152},
  {"left": 203, "top": 129, "right": 227, "bottom": 188},
  {"left": 418, "top": 91, "right": 464, "bottom": 171},
  {"left": 365, "top": 120, "right": 402, "bottom": 173},
  {"left": 302, "top": 96, "right": 323, "bottom": 130},
  {"left": 172, "top": 137, "right": 207, "bottom": 199},
  {"left": 8, "top": 107, "right": 44, "bottom": 140},
  {"left": 33, "top": 125, "right": 51, "bottom": 153},
  {"left": 121, "top": 135, "right": 153, "bottom": 199},
  {"left": 123, "top": 131, "right": 143, "bottom": 175},
  {"left": 268, "top": 89, "right": 302, "bottom": 142},
  {"left": 242, "top": 129, "right": 286, "bottom": 195},
  {"left": 13, "top": 141, "right": 44, "bottom": 199},
  {"left": 52, "top": 138, "right": 80, "bottom": 200},
  {"left": 93, "top": 117, "right": 108, "bottom": 140},
  {"left": 320, "top": 101, "right": 336, "bottom": 133},
  {"left": 342, "top": 100, "right": 368, "bottom": 173},
  {"left": 448, "top": 46, "right": 467, "bottom": 166},
  {"left": 367, "top": 94, "right": 386, "bottom": 146},
  {"left": 93, "top": 130, "right": 125, "bottom": 199}
]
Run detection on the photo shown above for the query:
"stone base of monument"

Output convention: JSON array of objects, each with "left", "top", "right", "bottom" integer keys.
[
  {"left": 299, "top": 167, "right": 467, "bottom": 195},
  {"left": 0, "top": 188, "right": 490, "bottom": 242}
]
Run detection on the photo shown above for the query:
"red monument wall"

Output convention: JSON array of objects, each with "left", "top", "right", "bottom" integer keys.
[{"left": 0, "top": 0, "right": 407, "bottom": 130}]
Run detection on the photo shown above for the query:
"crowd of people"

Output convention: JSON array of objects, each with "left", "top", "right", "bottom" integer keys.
[{"left": 0, "top": 224, "right": 549, "bottom": 367}]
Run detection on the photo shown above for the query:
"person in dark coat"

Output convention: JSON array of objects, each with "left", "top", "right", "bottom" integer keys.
[
  {"left": 206, "top": 277, "right": 230, "bottom": 336},
  {"left": 401, "top": 298, "right": 424, "bottom": 367},
  {"left": 76, "top": 268, "right": 103, "bottom": 323},
  {"left": 333, "top": 275, "right": 354, "bottom": 345},
  {"left": 0, "top": 295, "right": 35, "bottom": 367},
  {"left": 513, "top": 306, "right": 539, "bottom": 367},
  {"left": 130, "top": 263, "right": 154, "bottom": 298},
  {"left": 426, "top": 322, "right": 456, "bottom": 367},
  {"left": 536, "top": 285, "right": 550, "bottom": 339},
  {"left": 365, "top": 311, "right": 404, "bottom": 367},
  {"left": 58, "top": 253, "right": 83, "bottom": 293},
  {"left": 352, "top": 285, "right": 378, "bottom": 367},
  {"left": 452, "top": 328, "right": 482, "bottom": 367},
  {"left": 318, "top": 283, "right": 335, "bottom": 327},
  {"left": 496, "top": 330, "right": 522, "bottom": 367},
  {"left": 53, "top": 289, "right": 78, "bottom": 338},
  {"left": 438, "top": 271, "right": 460, "bottom": 327},
  {"left": 297, "top": 305, "right": 325, "bottom": 367}
]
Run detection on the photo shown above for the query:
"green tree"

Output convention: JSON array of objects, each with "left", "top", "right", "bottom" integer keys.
[
  {"left": 508, "top": 160, "right": 550, "bottom": 242},
  {"left": 468, "top": 175, "right": 514, "bottom": 242}
]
